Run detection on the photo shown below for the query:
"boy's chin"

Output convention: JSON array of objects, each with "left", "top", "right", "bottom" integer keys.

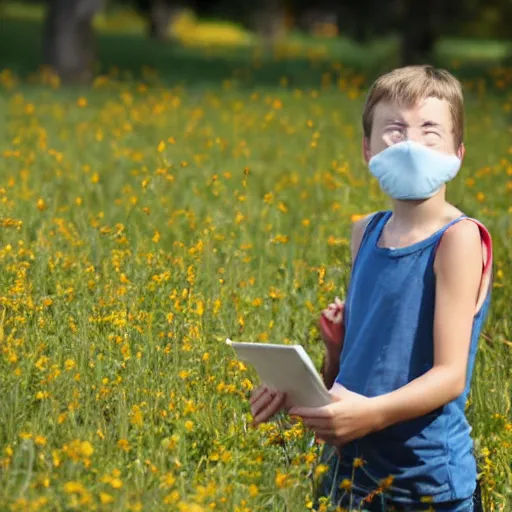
[
  {"left": 394, "top": 197, "right": 431, "bottom": 202},
  {"left": 390, "top": 190, "right": 445, "bottom": 203}
]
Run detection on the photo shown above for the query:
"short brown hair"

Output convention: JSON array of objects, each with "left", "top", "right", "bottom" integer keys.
[{"left": 362, "top": 65, "right": 464, "bottom": 147}]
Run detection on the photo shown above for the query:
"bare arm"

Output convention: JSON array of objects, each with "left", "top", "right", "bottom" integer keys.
[
  {"left": 370, "top": 220, "right": 483, "bottom": 429},
  {"left": 251, "top": 215, "right": 375, "bottom": 425},
  {"left": 321, "top": 214, "right": 374, "bottom": 388}
]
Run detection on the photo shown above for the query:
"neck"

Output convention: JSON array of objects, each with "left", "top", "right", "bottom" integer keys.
[{"left": 390, "top": 189, "right": 447, "bottom": 229}]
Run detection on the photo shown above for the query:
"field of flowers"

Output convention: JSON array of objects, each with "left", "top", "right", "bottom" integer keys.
[{"left": 0, "top": 14, "right": 511, "bottom": 511}]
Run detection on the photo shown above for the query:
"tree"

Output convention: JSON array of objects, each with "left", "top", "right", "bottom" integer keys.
[
  {"left": 148, "top": 0, "right": 176, "bottom": 41},
  {"left": 400, "top": 0, "right": 442, "bottom": 65},
  {"left": 43, "top": 0, "right": 104, "bottom": 83},
  {"left": 135, "top": 0, "right": 182, "bottom": 41}
]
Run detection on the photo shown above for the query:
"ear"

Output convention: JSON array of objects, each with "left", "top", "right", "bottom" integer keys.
[
  {"left": 362, "top": 137, "right": 372, "bottom": 164},
  {"left": 457, "top": 142, "right": 465, "bottom": 161}
]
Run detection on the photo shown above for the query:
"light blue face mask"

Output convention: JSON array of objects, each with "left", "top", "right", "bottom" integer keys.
[{"left": 368, "top": 140, "right": 461, "bottom": 200}]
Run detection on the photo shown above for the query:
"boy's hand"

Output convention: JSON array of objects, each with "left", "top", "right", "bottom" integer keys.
[
  {"left": 319, "top": 297, "right": 345, "bottom": 353},
  {"left": 250, "top": 384, "right": 286, "bottom": 426},
  {"left": 289, "top": 384, "right": 378, "bottom": 447}
]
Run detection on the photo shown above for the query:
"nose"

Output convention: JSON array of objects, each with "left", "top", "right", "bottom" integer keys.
[{"left": 406, "top": 128, "right": 423, "bottom": 143}]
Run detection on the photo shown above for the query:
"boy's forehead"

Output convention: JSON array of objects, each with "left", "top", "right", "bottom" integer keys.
[{"left": 373, "top": 97, "right": 452, "bottom": 125}]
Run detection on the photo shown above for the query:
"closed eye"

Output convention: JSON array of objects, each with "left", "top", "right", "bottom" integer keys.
[
  {"left": 424, "top": 131, "right": 441, "bottom": 146},
  {"left": 422, "top": 121, "right": 443, "bottom": 133}
]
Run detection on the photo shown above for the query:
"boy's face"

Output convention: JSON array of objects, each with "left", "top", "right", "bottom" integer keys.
[{"left": 363, "top": 97, "right": 465, "bottom": 163}]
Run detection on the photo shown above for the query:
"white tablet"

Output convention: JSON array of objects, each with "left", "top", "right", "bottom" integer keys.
[{"left": 226, "top": 339, "right": 331, "bottom": 408}]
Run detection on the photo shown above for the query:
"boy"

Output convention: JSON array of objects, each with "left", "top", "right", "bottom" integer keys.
[{"left": 250, "top": 65, "right": 493, "bottom": 511}]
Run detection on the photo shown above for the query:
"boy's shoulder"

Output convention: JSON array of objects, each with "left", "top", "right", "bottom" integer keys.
[
  {"left": 351, "top": 210, "right": 389, "bottom": 235},
  {"left": 439, "top": 218, "right": 482, "bottom": 252},
  {"left": 350, "top": 211, "right": 387, "bottom": 261},
  {"left": 434, "top": 215, "right": 485, "bottom": 274},
  {"left": 440, "top": 204, "right": 487, "bottom": 249}
]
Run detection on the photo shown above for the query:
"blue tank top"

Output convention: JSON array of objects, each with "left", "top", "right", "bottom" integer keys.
[{"left": 334, "top": 210, "right": 492, "bottom": 503}]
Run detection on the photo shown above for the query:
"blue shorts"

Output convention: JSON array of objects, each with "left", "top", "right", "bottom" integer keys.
[
  {"left": 330, "top": 493, "right": 474, "bottom": 511},
  {"left": 313, "top": 445, "right": 482, "bottom": 512}
]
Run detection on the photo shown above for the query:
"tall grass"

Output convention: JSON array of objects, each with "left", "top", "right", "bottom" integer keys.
[{"left": 0, "top": 12, "right": 510, "bottom": 512}]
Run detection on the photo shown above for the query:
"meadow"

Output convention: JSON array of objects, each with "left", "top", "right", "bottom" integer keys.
[{"left": 0, "top": 8, "right": 511, "bottom": 512}]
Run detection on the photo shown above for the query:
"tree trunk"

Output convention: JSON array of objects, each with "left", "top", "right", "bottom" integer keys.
[
  {"left": 253, "top": 0, "right": 286, "bottom": 45},
  {"left": 149, "top": 0, "right": 174, "bottom": 41},
  {"left": 43, "top": 0, "right": 104, "bottom": 84},
  {"left": 400, "top": 0, "right": 441, "bottom": 66}
]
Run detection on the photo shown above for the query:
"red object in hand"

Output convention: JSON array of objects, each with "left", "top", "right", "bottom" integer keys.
[{"left": 319, "top": 297, "right": 345, "bottom": 350}]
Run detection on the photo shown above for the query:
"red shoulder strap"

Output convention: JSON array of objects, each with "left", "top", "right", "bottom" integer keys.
[{"left": 467, "top": 219, "right": 493, "bottom": 277}]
